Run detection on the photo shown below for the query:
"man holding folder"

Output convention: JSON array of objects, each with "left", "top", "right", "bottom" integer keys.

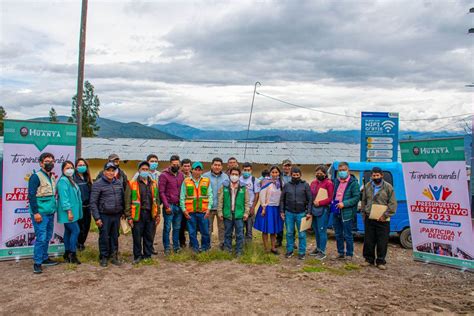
[{"left": 361, "top": 167, "right": 397, "bottom": 270}]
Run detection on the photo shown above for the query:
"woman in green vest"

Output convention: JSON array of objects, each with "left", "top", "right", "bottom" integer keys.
[
  {"left": 57, "top": 161, "right": 83, "bottom": 264},
  {"left": 217, "top": 167, "right": 250, "bottom": 256}
]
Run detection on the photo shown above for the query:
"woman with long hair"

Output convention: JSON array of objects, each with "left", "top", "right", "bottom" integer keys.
[
  {"left": 74, "top": 158, "right": 92, "bottom": 251},
  {"left": 253, "top": 165, "right": 284, "bottom": 254},
  {"left": 57, "top": 161, "right": 83, "bottom": 264}
]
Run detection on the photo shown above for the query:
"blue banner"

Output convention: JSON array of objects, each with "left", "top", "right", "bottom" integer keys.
[{"left": 360, "top": 112, "right": 399, "bottom": 162}]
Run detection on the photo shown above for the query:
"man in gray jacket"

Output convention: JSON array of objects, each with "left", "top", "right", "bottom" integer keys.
[
  {"left": 280, "top": 167, "right": 312, "bottom": 260},
  {"left": 360, "top": 167, "right": 397, "bottom": 270}
]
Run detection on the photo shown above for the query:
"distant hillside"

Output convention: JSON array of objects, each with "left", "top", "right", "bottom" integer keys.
[
  {"left": 152, "top": 122, "right": 465, "bottom": 143},
  {"left": 32, "top": 116, "right": 180, "bottom": 140}
]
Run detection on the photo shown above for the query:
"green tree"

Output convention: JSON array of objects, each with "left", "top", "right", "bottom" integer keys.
[
  {"left": 0, "top": 106, "right": 6, "bottom": 136},
  {"left": 69, "top": 81, "right": 100, "bottom": 137},
  {"left": 49, "top": 107, "right": 58, "bottom": 122}
]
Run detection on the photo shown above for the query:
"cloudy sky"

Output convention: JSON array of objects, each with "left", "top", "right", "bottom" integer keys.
[{"left": 0, "top": 0, "right": 472, "bottom": 132}]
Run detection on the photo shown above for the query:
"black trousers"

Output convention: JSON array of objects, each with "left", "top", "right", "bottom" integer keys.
[
  {"left": 363, "top": 217, "right": 390, "bottom": 265},
  {"left": 98, "top": 213, "right": 121, "bottom": 259},
  {"left": 179, "top": 216, "right": 188, "bottom": 247},
  {"left": 77, "top": 205, "right": 91, "bottom": 246},
  {"left": 132, "top": 211, "right": 155, "bottom": 259}
]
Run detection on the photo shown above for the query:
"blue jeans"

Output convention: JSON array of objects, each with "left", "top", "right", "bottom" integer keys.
[
  {"left": 312, "top": 209, "right": 329, "bottom": 254},
  {"left": 333, "top": 214, "right": 354, "bottom": 256},
  {"left": 31, "top": 213, "right": 54, "bottom": 265},
  {"left": 64, "top": 222, "right": 80, "bottom": 253},
  {"left": 285, "top": 211, "right": 307, "bottom": 255},
  {"left": 224, "top": 217, "right": 244, "bottom": 254},
  {"left": 163, "top": 204, "right": 183, "bottom": 251},
  {"left": 187, "top": 212, "right": 210, "bottom": 252}
]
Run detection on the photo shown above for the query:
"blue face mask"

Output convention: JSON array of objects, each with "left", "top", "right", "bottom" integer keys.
[
  {"left": 139, "top": 171, "right": 150, "bottom": 179},
  {"left": 242, "top": 172, "right": 251, "bottom": 179},
  {"left": 77, "top": 166, "right": 87, "bottom": 174},
  {"left": 149, "top": 162, "right": 158, "bottom": 171},
  {"left": 338, "top": 171, "right": 348, "bottom": 179}
]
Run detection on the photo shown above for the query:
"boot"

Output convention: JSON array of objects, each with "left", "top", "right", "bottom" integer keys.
[
  {"left": 70, "top": 252, "right": 81, "bottom": 265},
  {"left": 110, "top": 253, "right": 121, "bottom": 266},
  {"left": 63, "top": 250, "right": 70, "bottom": 263}
]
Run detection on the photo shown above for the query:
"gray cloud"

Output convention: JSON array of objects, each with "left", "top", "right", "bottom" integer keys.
[{"left": 0, "top": 0, "right": 471, "bottom": 133}]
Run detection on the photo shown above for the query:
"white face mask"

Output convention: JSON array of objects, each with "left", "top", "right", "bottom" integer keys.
[
  {"left": 230, "top": 175, "right": 239, "bottom": 183},
  {"left": 65, "top": 169, "right": 75, "bottom": 177}
]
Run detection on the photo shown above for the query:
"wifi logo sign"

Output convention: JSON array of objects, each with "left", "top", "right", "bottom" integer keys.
[{"left": 381, "top": 120, "right": 396, "bottom": 132}]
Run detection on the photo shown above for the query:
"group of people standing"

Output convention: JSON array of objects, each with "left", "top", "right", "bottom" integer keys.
[{"left": 28, "top": 152, "right": 397, "bottom": 274}]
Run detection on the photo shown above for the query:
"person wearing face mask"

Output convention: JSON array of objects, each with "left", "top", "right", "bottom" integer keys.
[
  {"left": 180, "top": 162, "right": 213, "bottom": 253},
  {"left": 217, "top": 168, "right": 249, "bottom": 256},
  {"left": 280, "top": 167, "right": 312, "bottom": 260},
  {"left": 57, "top": 161, "right": 83, "bottom": 264},
  {"left": 179, "top": 158, "right": 192, "bottom": 248},
  {"left": 254, "top": 165, "right": 284, "bottom": 254},
  {"left": 332, "top": 162, "right": 360, "bottom": 261},
  {"left": 126, "top": 161, "right": 161, "bottom": 264},
  {"left": 203, "top": 157, "right": 229, "bottom": 250},
  {"left": 360, "top": 167, "right": 397, "bottom": 270},
  {"left": 309, "top": 165, "right": 334, "bottom": 260},
  {"left": 91, "top": 162, "right": 128, "bottom": 267},
  {"left": 132, "top": 154, "right": 161, "bottom": 255},
  {"left": 74, "top": 158, "right": 92, "bottom": 251},
  {"left": 239, "top": 162, "right": 260, "bottom": 242},
  {"left": 28, "top": 152, "right": 59, "bottom": 274},
  {"left": 159, "top": 155, "right": 185, "bottom": 255}
]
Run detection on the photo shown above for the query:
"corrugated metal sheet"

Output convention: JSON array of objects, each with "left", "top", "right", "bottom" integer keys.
[
  {"left": 81, "top": 138, "right": 360, "bottom": 164},
  {"left": 0, "top": 137, "right": 360, "bottom": 164}
]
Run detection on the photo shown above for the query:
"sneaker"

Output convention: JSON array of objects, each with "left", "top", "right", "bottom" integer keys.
[
  {"left": 174, "top": 248, "right": 181, "bottom": 254},
  {"left": 33, "top": 264, "right": 42, "bottom": 274},
  {"left": 309, "top": 249, "right": 320, "bottom": 256},
  {"left": 298, "top": 254, "right": 305, "bottom": 260},
  {"left": 377, "top": 264, "right": 387, "bottom": 270},
  {"left": 335, "top": 254, "right": 345, "bottom": 260},
  {"left": 152, "top": 250, "right": 159, "bottom": 255},
  {"left": 315, "top": 252, "right": 327, "bottom": 260},
  {"left": 164, "top": 249, "right": 171, "bottom": 256},
  {"left": 271, "top": 249, "right": 279, "bottom": 255},
  {"left": 42, "top": 258, "right": 59, "bottom": 266},
  {"left": 361, "top": 261, "right": 373, "bottom": 267},
  {"left": 100, "top": 258, "right": 108, "bottom": 267},
  {"left": 285, "top": 252, "right": 294, "bottom": 258}
]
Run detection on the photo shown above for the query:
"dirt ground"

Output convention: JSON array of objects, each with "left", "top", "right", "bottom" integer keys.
[{"left": 0, "top": 226, "right": 473, "bottom": 315}]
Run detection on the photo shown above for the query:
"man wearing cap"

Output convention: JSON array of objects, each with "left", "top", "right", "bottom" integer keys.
[
  {"left": 126, "top": 161, "right": 161, "bottom": 264},
  {"left": 361, "top": 167, "right": 397, "bottom": 270},
  {"left": 91, "top": 162, "right": 129, "bottom": 267},
  {"left": 159, "top": 155, "right": 185, "bottom": 255},
  {"left": 282, "top": 159, "right": 293, "bottom": 185},
  {"left": 203, "top": 157, "right": 229, "bottom": 250},
  {"left": 96, "top": 153, "right": 129, "bottom": 191},
  {"left": 180, "top": 162, "right": 213, "bottom": 253}
]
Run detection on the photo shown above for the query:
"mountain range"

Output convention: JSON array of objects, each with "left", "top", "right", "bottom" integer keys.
[{"left": 33, "top": 116, "right": 468, "bottom": 144}]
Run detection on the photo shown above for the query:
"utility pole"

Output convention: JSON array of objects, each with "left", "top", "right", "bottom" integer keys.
[
  {"left": 244, "top": 82, "right": 261, "bottom": 160},
  {"left": 75, "top": 0, "right": 88, "bottom": 158}
]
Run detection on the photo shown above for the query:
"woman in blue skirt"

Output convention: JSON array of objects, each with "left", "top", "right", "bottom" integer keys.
[{"left": 254, "top": 165, "right": 284, "bottom": 254}]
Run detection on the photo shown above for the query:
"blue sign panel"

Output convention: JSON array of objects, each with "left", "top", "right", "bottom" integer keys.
[{"left": 360, "top": 112, "right": 399, "bottom": 162}]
